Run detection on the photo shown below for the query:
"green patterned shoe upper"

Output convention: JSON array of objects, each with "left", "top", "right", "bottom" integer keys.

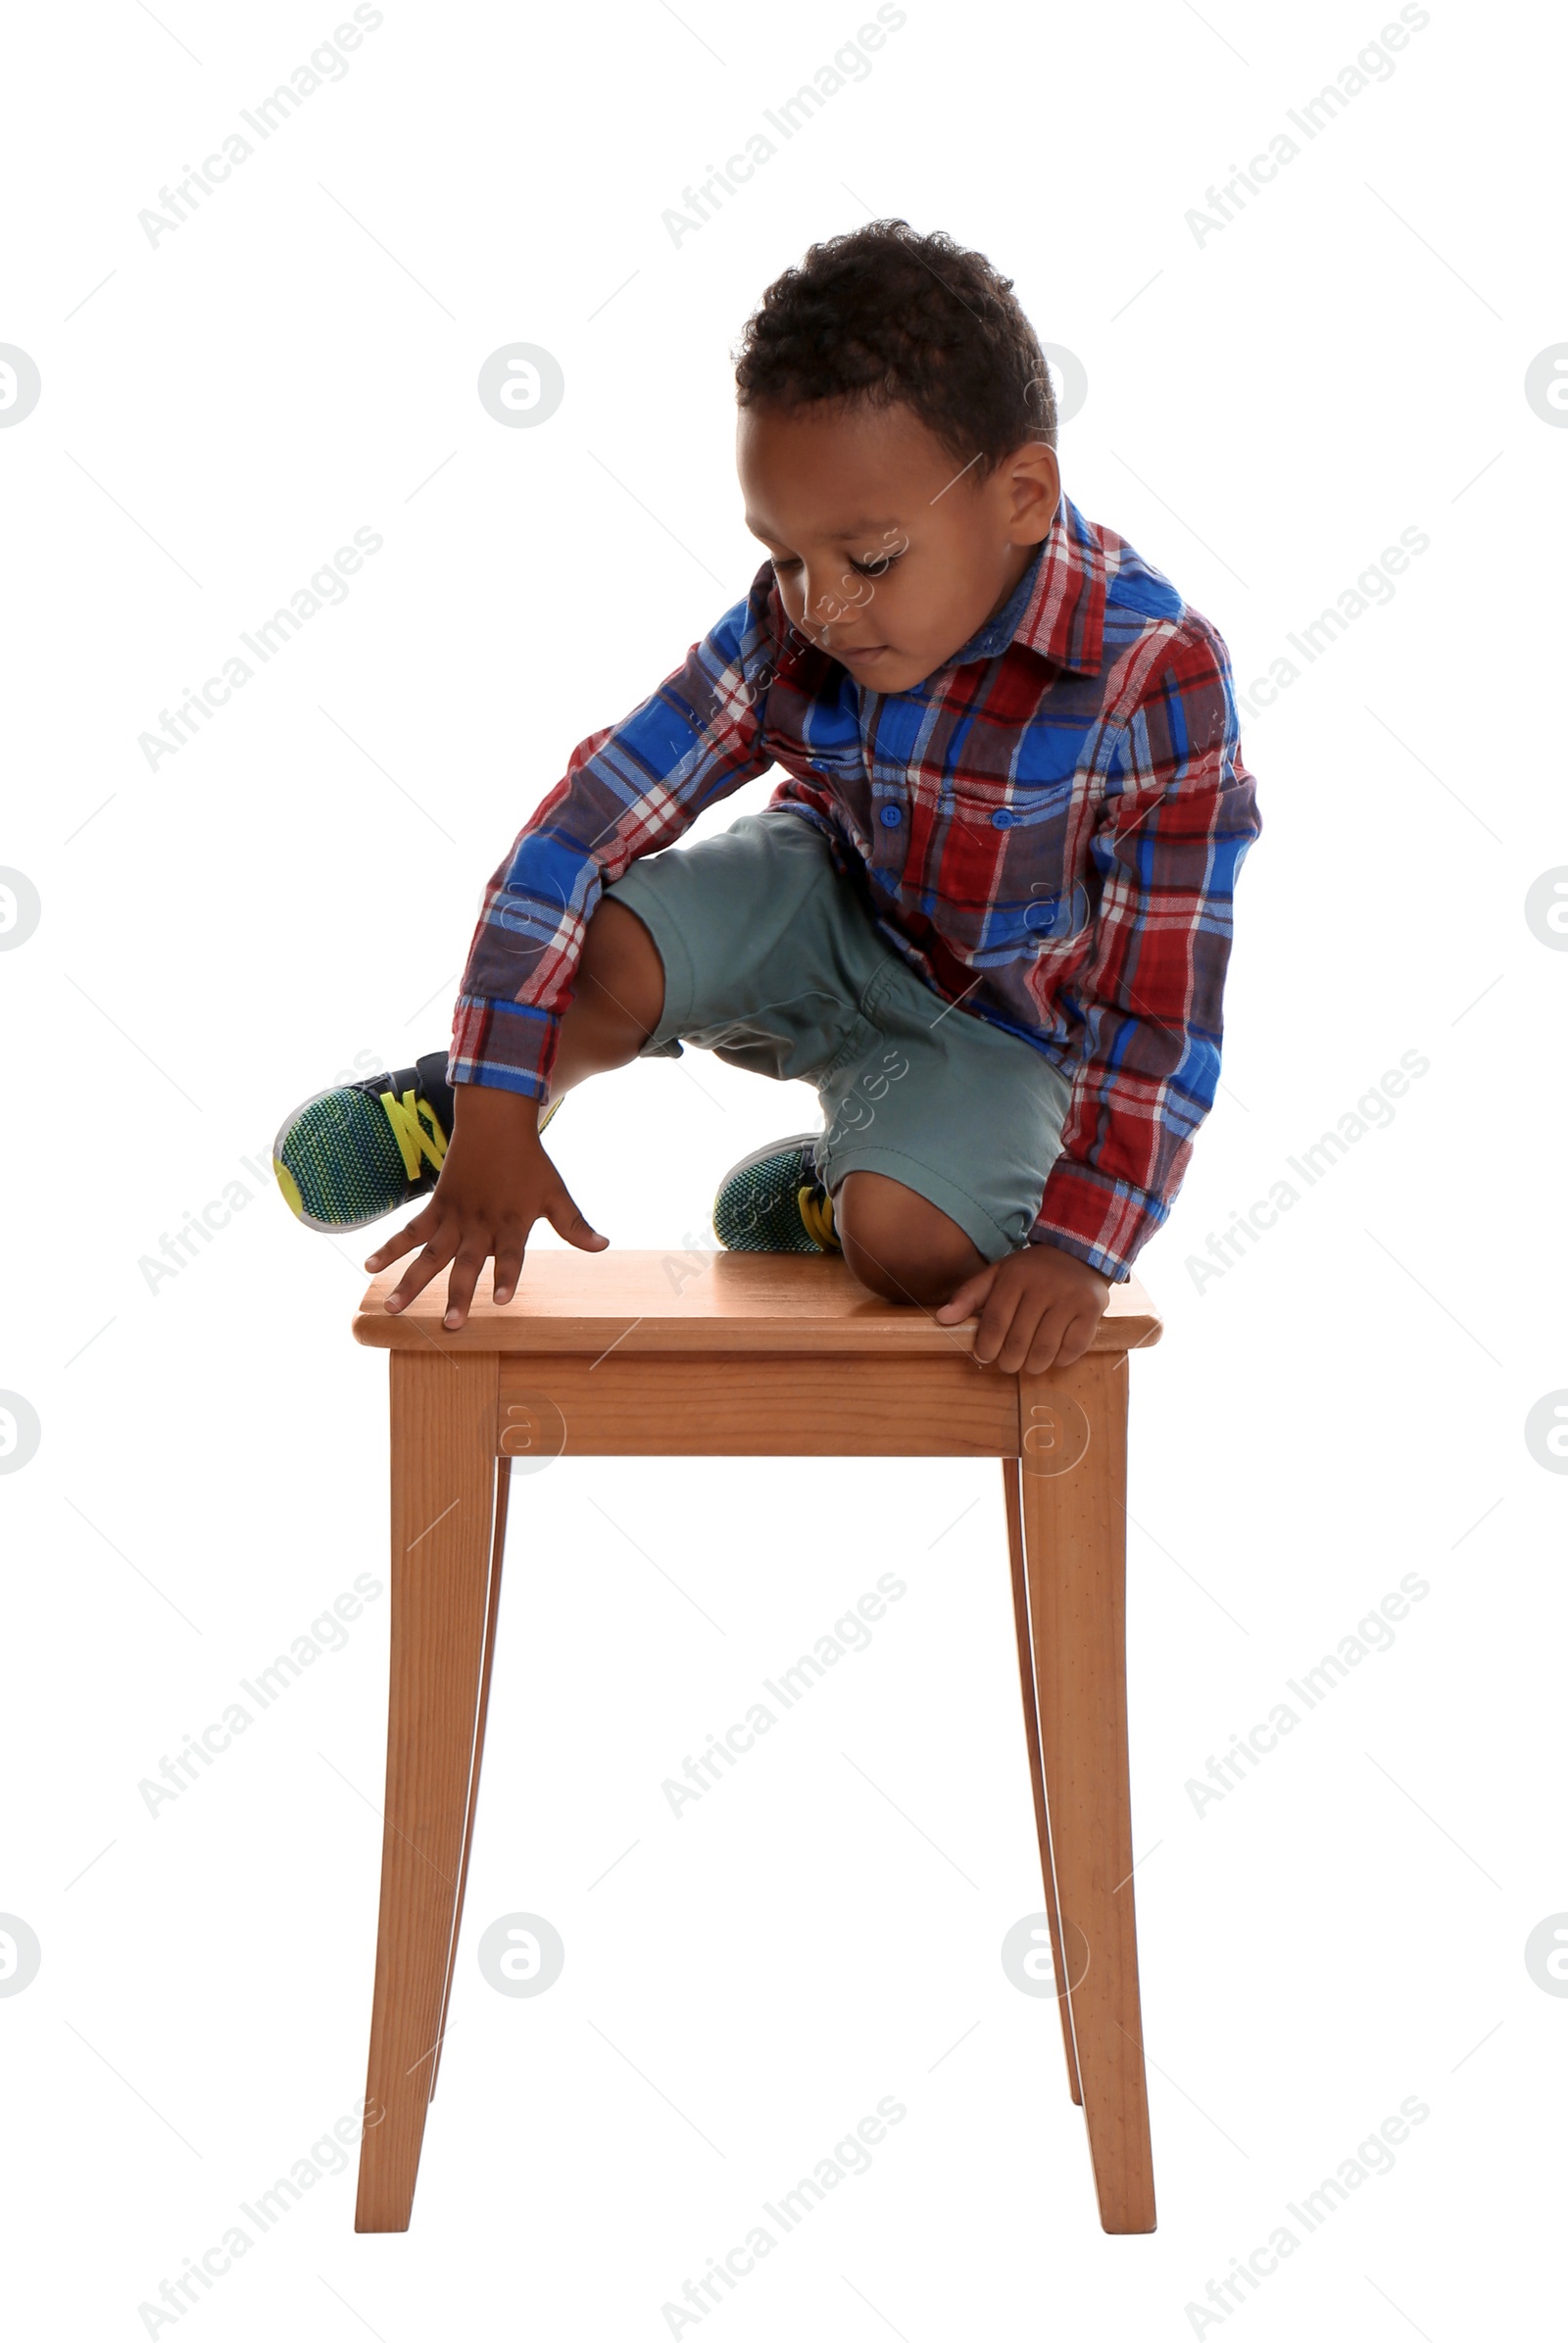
[{"left": 712, "top": 1138, "right": 826, "bottom": 1252}]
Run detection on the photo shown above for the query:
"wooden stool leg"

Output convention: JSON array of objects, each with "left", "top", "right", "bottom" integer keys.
[
  {"left": 425, "top": 1453, "right": 509, "bottom": 2104},
  {"left": 1002, "top": 1457, "right": 1082, "bottom": 2105},
  {"left": 356, "top": 1351, "right": 503, "bottom": 2234},
  {"left": 1017, "top": 1352, "right": 1155, "bottom": 2234}
]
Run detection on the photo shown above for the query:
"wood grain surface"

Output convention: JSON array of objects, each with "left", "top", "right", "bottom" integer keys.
[{"left": 353, "top": 1248, "right": 1162, "bottom": 1356}]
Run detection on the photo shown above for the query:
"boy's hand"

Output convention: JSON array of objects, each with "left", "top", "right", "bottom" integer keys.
[
  {"left": 934, "top": 1242, "right": 1110, "bottom": 1373},
  {"left": 365, "top": 1085, "right": 607, "bottom": 1330}
]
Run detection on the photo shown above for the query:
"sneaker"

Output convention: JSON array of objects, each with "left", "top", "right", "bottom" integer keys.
[
  {"left": 272, "top": 1050, "right": 459, "bottom": 1233},
  {"left": 712, "top": 1134, "right": 840, "bottom": 1254},
  {"left": 273, "top": 1052, "right": 564, "bottom": 1233}
]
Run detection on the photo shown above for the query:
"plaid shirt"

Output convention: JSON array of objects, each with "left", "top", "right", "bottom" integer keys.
[{"left": 452, "top": 494, "right": 1260, "bottom": 1280}]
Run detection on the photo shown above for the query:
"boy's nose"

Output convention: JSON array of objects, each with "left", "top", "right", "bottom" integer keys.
[
  {"left": 803, "top": 570, "right": 869, "bottom": 642},
  {"left": 802, "top": 566, "right": 837, "bottom": 623}
]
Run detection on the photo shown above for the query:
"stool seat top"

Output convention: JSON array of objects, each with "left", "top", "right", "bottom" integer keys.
[{"left": 353, "top": 1250, "right": 1161, "bottom": 1356}]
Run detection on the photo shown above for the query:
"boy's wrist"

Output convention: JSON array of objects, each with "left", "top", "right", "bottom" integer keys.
[{"left": 452, "top": 1081, "right": 548, "bottom": 1145}]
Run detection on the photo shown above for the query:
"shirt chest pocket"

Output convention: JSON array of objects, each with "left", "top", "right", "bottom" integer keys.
[
  {"left": 937, "top": 776, "right": 1091, "bottom": 947},
  {"left": 772, "top": 731, "right": 873, "bottom": 848}
]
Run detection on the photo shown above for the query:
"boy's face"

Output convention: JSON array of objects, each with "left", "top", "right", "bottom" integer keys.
[{"left": 737, "top": 399, "right": 1060, "bottom": 696}]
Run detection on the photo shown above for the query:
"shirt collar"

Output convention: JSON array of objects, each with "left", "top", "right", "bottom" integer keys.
[{"left": 950, "top": 493, "right": 1106, "bottom": 678}]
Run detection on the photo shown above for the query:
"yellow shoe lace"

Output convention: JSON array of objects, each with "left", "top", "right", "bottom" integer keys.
[
  {"left": 797, "top": 1184, "right": 839, "bottom": 1252},
  {"left": 380, "top": 1089, "right": 449, "bottom": 1183}
]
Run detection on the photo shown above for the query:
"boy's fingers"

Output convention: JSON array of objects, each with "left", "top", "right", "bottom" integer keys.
[
  {"left": 935, "top": 1264, "right": 996, "bottom": 1324},
  {"left": 997, "top": 1295, "right": 1055, "bottom": 1374},
  {"left": 970, "top": 1265, "right": 1031, "bottom": 1358},
  {"left": 1020, "top": 1310, "right": 1068, "bottom": 1376},
  {"left": 384, "top": 1219, "right": 462, "bottom": 1313},
  {"left": 492, "top": 1230, "right": 527, "bottom": 1308},
  {"left": 367, "top": 1204, "right": 435, "bottom": 1274},
  {"left": 1050, "top": 1307, "right": 1099, "bottom": 1373},
  {"left": 441, "top": 1245, "right": 490, "bottom": 1330},
  {"left": 972, "top": 1275, "right": 1022, "bottom": 1364},
  {"left": 990, "top": 1290, "right": 1043, "bottom": 1372},
  {"left": 546, "top": 1184, "right": 609, "bottom": 1253}
]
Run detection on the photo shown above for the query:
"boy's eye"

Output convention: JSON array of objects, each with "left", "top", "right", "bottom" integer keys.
[{"left": 767, "top": 547, "right": 904, "bottom": 580}]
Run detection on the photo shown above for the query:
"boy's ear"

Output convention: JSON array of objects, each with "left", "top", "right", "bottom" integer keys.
[{"left": 998, "top": 441, "right": 1061, "bottom": 545}]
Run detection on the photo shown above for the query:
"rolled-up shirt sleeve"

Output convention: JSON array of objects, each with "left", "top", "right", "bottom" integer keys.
[
  {"left": 1030, "top": 615, "right": 1261, "bottom": 1279},
  {"left": 449, "top": 572, "right": 786, "bottom": 1098}
]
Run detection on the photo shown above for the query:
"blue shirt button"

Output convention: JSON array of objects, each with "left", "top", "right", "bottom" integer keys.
[
  {"left": 991, "top": 808, "right": 1017, "bottom": 829},
  {"left": 879, "top": 804, "right": 903, "bottom": 828}
]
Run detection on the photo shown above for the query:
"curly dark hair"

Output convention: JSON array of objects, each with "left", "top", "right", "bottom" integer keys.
[{"left": 734, "top": 220, "right": 1054, "bottom": 472}]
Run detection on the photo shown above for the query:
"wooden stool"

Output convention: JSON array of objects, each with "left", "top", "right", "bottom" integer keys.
[{"left": 348, "top": 1250, "right": 1162, "bottom": 2235}]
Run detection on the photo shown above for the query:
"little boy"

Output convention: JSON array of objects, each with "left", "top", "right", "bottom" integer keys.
[{"left": 274, "top": 221, "right": 1260, "bottom": 1373}]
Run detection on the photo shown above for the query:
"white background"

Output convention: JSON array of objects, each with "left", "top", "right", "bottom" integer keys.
[{"left": 2, "top": 0, "right": 1564, "bottom": 2335}]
